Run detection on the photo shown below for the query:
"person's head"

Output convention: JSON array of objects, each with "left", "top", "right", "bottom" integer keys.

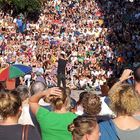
[
  {"left": 65, "top": 87, "right": 77, "bottom": 111},
  {"left": 0, "top": 92, "right": 22, "bottom": 121},
  {"left": 49, "top": 87, "right": 69, "bottom": 110},
  {"left": 60, "top": 53, "right": 65, "bottom": 59},
  {"left": 30, "top": 81, "right": 47, "bottom": 96},
  {"left": 82, "top": 92, "right": 102, "bottom": 115},
  {"left": 68, "top": 116, "right": 100, "bottom": 140},
  {"left": 77, "top": 91, "right": 88, "bottom": 105},
  {"left": 134, "top": 65, "right": 140, "bottom": 83},
  {"left": 109, "top": 84, "right": 140, "bottom": 116},
  {"left": 16, "top": 85, "right": 29, "bottom": 101},
  {"left": 65, "top": 87, "right": 72, "bottom": 110}
]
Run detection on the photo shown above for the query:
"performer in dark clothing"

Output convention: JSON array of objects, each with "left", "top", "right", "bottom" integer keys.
[{"left": 57, "top": 53, "right": 67, "bottom": 88}]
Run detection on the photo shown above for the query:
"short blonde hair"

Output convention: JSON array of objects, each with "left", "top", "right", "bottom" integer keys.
[{"left": 109, "top": 84, "right": 140, "bottom": 116}]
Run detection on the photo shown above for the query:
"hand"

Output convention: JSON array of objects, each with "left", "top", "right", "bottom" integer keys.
[
  {"left": 42, "top": 87, "right": 62, "bottom": 99},
  {"left": 119, "top": 69, "right": 133, "bottom": 82}
]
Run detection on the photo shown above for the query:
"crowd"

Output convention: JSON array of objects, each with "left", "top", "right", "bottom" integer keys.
[
  {"left": 0, "top": 0, "right": 139, "bottom": 90},
  {"left": 1, "top": 67, "right": 140, "bottom": 140},
  {"left": 0, "top": 0, "right": 140, "bottom": 140}
]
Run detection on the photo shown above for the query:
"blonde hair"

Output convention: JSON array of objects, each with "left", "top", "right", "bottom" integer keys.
[
  {"left": 50, "top": 87, "right": 68, "bottom": 110},
  {"left": 109, "top": 84, "right": 140, "bottom": 116},
  {"left": 68, "top": 116, "right": 98, "bottom": 140},
  {"left": 0, "top": 92, "right": 22, "bottom": 120}
]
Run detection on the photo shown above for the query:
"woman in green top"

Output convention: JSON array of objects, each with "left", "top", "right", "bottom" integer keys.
[{"left": 29, "top": 87, "right": 77, "bottom": 140}]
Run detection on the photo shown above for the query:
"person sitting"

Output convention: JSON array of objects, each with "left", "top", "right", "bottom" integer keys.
[{"left": 68, "top": 115, "right": 100, "bottom": 140}]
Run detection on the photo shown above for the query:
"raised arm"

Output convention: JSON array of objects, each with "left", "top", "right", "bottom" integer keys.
[
  {"left": 29, "top": 87, "right": 62, "bottom": 115},
  {"left": 108, "top": 69, "right": 133, "bottom": 95}
]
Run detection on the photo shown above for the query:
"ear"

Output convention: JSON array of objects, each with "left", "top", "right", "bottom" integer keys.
[
  {"left": 18, "top": 106, "right": 22, "bottom": 112},
  {"left": 83, "top": 134, "right": 89, "bottom": 140}
]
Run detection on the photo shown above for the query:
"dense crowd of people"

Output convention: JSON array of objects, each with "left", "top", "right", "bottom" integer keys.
[
  {"left": 0, "top": 0, "right": 140, "bottom": 140},
  {"left": 0, "top": 0, "right": 139, "bottom": 90},
  {"left": 1, "top": 67, "right": 140, "bottom": 140}
]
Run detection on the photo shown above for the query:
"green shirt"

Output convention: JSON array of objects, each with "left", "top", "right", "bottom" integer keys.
[
  {"left": 36, "top": 107, "right": 77, "bottom": 140},
  {"left": 78, "top": 56, "right": 84, "bottom": 63}
]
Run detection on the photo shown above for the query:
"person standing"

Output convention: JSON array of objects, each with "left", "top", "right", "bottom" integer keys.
[
  {"left": 29, "top": 87, "right": 77, "bottom": 140},
  {"left": 68, "top": 116, "right": 100, "bottom": 140},
  {"left": 57, "top": 53, "right": 67, "bottom": 88},
  {"left": 0, "top": 91, "right": 41, "bottom": 140}
]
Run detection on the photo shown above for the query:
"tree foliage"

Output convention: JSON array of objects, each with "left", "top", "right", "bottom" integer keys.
[{"left": 0, "top": 0, "right": 42, "bottom": 20}]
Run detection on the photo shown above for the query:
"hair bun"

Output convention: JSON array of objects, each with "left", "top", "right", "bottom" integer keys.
[{"left": 50, "top": 96, "right": 64, "bottom": 110}]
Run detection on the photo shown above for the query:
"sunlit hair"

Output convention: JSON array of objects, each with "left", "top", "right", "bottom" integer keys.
[
  {"left": 49, "top": 87, "right": 68, "bottom": 110},
  {"left": 0, "top": 92, "right": 22, "bottom": 120},
  {"left": 68, "top": 116, "right": 98, "bottom": 140},
  {"left": 82, "top": 92, "right": 101, "bottom": 115},
  {"left": 109, "top": 84, "right": 140, "bottom": 116}
]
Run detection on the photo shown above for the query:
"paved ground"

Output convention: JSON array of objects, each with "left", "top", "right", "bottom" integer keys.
[
  {"left": 71, "top": 90, "right": 84, "bottom": 101},
  {"left": 71, "top": 90, "right": 101, "bottom": 101}
]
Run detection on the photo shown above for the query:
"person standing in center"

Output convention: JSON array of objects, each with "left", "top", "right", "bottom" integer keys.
[{"left": 57, "top": 52, "right": 67, "bottom": 88}]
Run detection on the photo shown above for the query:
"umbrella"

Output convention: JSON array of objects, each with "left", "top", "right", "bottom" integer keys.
[{"left": 0, "top": 64, "right": 32, "bottom": 81}]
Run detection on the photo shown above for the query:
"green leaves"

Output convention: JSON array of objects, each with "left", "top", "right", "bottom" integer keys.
[
  {"left": 26, "top": 0, "right": 41, "bottom": 11},
  {"left": 12, "top": 0, "right": 27, "bottom": 9},
  {"left": 0, "top": 0, "right": 41, "bottom": 17}
]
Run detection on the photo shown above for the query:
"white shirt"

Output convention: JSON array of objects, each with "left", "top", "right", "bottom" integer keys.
[
  {"left": 79, "top": 79, "right": 87, "bottom": 87},
  {"left": 99, "top": 97, "right": 115, "bottom": 117},
  {"left": 18, "top": 103, "right": 34, "bottom": 126},
  {"left": 75, "top": 105, "right": 84, "bottom": 115}
]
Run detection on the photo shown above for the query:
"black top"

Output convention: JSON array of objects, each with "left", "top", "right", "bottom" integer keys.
[
  {"left": 0, "top": 124, "right": 41, "bottom": 140},
  {"left": 57, "top": 58, "right": 67, "bottom": 75}
]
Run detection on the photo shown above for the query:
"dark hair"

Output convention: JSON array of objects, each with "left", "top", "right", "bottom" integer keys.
[
  {"left": 134, "top": 65, "right": 140, "bottom": 82},
  {"left": 82, "top": 93, "right": 102, "bottom": 115},
  {"left": 68, "top": 116, "right": 98, "bottom": 140},
  {"left": 0, "top": 92, "right": 22, "bottom": 120},
  {"left": 77, "top": 91, "right": 88, "bottom": 105},
  {"left": 60, "top": 53, "right": 65, "bottom": 58},
  {"left": 30, "top": 81, "right": 47, "bottom": 96}
]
